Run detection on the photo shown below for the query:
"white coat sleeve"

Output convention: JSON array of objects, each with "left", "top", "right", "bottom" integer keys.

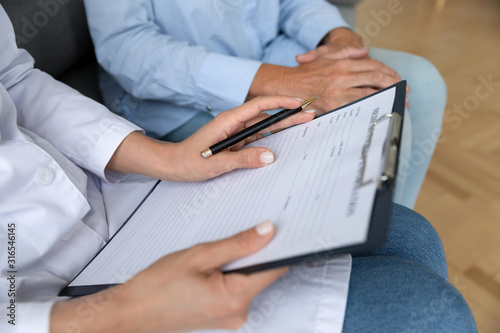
[{"left": 0, "top": 8, "right": 142, "bottom": 183}]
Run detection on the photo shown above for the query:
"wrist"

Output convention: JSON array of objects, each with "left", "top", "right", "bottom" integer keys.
[
  {"left": 249, "top": 63, "right": 314, "bottom": 102},
  {"left": 247, "top": 63, "right": 289, "bottom": 100},
  {"left": 107, "top": 132, "right": 181, "bottom": 181},
  {"left": 50, "top": 287, "right": 134, "bottom": 333},
  {"left": 154, "top": 141, "right": 187, "bottom": 181},
  {"left": 319, "top": 27, "right": 363, "bottom": 47}
]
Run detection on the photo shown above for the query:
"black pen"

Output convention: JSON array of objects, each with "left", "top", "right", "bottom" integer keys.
[{"left": 201, "top": 96, "right": 319, "bottom": 158}]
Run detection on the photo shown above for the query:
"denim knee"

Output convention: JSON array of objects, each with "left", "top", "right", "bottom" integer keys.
[
  {"left": 343, "top": 257, "right": 477, "bottom": 333},
  {"left": 370, "top": 48, "right": 447, "bottom": 107},
  {"left": 355, "top": 204, "right": 448, "bottom": 280}
]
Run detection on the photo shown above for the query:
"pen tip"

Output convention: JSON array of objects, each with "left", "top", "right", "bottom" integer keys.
[{"left": 301, "top": 96, "right": 320, "bottom": 108}]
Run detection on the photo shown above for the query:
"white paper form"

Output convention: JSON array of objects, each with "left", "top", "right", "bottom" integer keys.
[{"left": 69, "top": 87, "right": 396, "bottom": 286}]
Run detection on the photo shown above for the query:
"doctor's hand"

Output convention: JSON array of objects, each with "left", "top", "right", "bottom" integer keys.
[
  {"left": 51, "top": 221, "right": 288, "bottom": 333},
  {"left": 168, "top": 96, "right": 315, "bottom": 181},
  {"left": 107, "top": 96, "right": 315, "bottom": 182}
]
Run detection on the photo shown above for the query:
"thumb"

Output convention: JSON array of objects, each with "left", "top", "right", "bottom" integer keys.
[
  {"left": 214, "top": 147, "right": 275, "bottom": 175},
  {"left": 198, "top": 220, "right": 276, "bottom": 270},
  {"left": 323, "top": 46, "right": 370, "bottom": 60},
  {"left": 348, "top": 47, "right": 370, "bottom": 59},
  {"left": 296, "top": 50, "right": 318, "bottom": 64}
]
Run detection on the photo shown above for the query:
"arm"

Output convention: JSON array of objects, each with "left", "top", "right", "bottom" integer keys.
[
  {"left": 46, "top": 96, "right": 311, "bottom": 332},
  {"left": 106, "top": 96, "right": 314, "bottom": 182},
  {"left": 280, "top": 0, "right": 365, "bottom": 62},
  {"left": 51, "top": 221, "right": 288, "bottom": 333},
  {"left": 279, "top": 0, "right": 351, "bottom": 49},
  {"left": 248, "top": 49, "right": 402, "bottom": 114},
  {"left": 0, "top": 16, "right": 141, "bottom": 180},
  {"left": 244, "top": 0, "right": 402, "bottom": 113},
  {"left": 83, "top": 0, "right": 261, "bottom": 112}
]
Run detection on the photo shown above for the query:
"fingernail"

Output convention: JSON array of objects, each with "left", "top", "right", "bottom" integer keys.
[
  {"left": 304, "top": 109, "right": 316, "bottom": 114},
  {"left": 260, "top": 151, "right": 274, "bottom": 164},
  {"left": 294, "top": 97, "right": 304, "bottom": 101},
  {"left": 256, "top": 220, "right": 274, "bottom": 236}
]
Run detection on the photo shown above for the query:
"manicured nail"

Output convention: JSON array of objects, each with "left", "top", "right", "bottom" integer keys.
[
  {"left": 256, "top": 220, "right": 274, "bottom": 236},
  {"left": 304, "top": 109, "right": 316, "bottom": 114},
  {"left": 260, "top": 151, "right": 274, "bottom": 164}
]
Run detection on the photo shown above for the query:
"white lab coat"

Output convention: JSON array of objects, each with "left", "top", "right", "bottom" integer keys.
[
  {"left": 0, "top": 7, "right": 141, "bottom": 332},
  {"left": 0, "top": 6, "right": 351, "bottom": 333}
]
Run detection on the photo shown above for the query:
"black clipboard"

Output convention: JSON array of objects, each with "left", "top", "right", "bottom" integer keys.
[
  {"left": 60, "top": 81, "right": 406, "bottom": 297},
  {"left": 226, "top": 80, "right": 405, "bottom": 274}
]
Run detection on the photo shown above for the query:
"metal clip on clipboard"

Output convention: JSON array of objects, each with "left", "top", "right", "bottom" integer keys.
[{"left": 359, "top": 112, "right": 402, "bottom": 189}]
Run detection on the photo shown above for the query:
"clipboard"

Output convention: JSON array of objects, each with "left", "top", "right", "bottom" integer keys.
[
  {"left": 226, "top": 81, "right": 405, "bottom": 274},
  {"left": 60, "top": 81, "right": 406, "bottom": 297}
]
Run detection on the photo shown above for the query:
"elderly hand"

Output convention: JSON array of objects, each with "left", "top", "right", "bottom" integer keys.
[{"left": 296, "top": 28, "right": 367, "bottom": 64}]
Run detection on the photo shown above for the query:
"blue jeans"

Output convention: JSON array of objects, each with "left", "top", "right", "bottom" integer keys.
[
  {"left": 342, "top": 204, "right": 477, "bottom": 332},
  {"left": 369, "top": 48, "right": 447, "bottom": 209}
]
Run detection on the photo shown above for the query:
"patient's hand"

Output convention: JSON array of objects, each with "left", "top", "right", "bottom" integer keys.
[
  {"left": 296, "top": 27, "right": 367, "bottom": 64},
  {"left": 295, "top": 28, "right": 410, "bottom": 109}
]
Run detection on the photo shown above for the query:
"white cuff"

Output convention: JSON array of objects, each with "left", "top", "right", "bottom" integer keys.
[
  {"left": 5, "top": 301, "right": 56, "bottom": 333},
  {"left": 86, "top": 121, "right": 143, "bottom": 184}
]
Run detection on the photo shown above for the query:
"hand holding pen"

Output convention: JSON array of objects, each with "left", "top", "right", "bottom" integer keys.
[
  {"left": 201, "top": 96, "right": 319, "bottom": 158},
  {"left": 160, "top": 96, "right": 317, "bottom": 182}
]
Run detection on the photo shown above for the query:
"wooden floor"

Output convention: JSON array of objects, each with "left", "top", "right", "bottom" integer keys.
[{"left": 356, "top": 0, "right": 500, "bottom": 331}]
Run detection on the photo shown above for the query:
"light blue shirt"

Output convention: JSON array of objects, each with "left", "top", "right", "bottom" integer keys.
[{"left": 84, "top": 0, "right": 349, "bottom": 137}]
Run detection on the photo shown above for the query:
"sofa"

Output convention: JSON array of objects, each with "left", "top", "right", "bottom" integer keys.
[{"left": 0, "top": 0, "right": 362, "bottom": 104}]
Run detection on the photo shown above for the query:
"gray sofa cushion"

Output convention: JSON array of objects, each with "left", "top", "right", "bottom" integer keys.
[{"left": 0, "top": 0, "right": 102, "bottom": 101}]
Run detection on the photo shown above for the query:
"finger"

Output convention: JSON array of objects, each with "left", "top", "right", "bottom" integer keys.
[
  {"left": 224, "top": 266, "right": 289, "bottom": 299},
  {"left": 321, "top": 47, "right": 370, "bottom": 61},
  {"left": 212, "top": 147, "right": 276, "bottom": 173},
  {"left": 228, "top": 108, "right": 315, "bottom": 150},
  {"left": 345, "top": 47, "right": 370, "bottom": 59},
  {"left": 242, "top": 266, "right": 289, "bottom": 297},
  {"left": 258, "top": 110, "right": 316, "bottom": 134},
  {"left": 244, "top": 110, "right": 316, "bottom": 134},
  {"left": 296, "top": 46, "right": 330, "bottom": 64},
  {"left": 296, "top": 50, "right": 319, "bottom": 64},
  {"left": 343, "top": 71, "right": 400, "bottom": 90},
  {"left": 229, "top": 96, "right": 302, "bottom": 125},
  {"left": 297, "top": 46, "right": 370, "bottom": 64},
  {"left": 339, "top": 59, "right": 401, "bottom": 79},
  {"left": 243, "top": 113, "right": 272, "bottom": 128},
  {"left": 334, "top": 87, "right": 378, "bottom": 106},
  {"left": 194, "top": 220, "right": 277, "bottom": 270},
  {"left": 220, "top": 110, "right": 315, "bottom": 151}
]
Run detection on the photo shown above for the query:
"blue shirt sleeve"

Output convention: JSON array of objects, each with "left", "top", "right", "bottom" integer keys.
[
  {"left": 279, "top": 0, "right": 351, "bottom": 50},
  {"left": 84, "top": 0, "right": 262, "bottom": 113}
]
